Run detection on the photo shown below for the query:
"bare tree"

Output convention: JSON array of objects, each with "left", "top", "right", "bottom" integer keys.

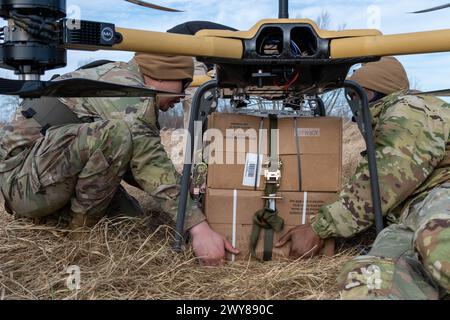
[
  {"left": 337, "top": 22, "right": 347, "bottom": 31},
  {"left": 0, "top": 95, "right": 20, "bottom": 123},
  {"left": 0, "top": 70, "right": 20, "bottom": 123},
  {"left": 408, "top": 76, "right": 422, "bottom": 91},
  {"left": 315, "top": 11, "right": 354, "bottom": 119},
  {"left": 316, "top": 10, "right": 331, "bottom": 29},
  {"left": 159, "top": 103, "right": 184, "bottom": 129}
]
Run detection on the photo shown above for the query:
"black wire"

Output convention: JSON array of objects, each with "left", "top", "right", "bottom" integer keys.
[{"left": 10, "top": 12, "right": 59, "bottom": 42}]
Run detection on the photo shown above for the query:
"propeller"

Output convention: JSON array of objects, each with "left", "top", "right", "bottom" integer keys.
[
  {"left": 125, "top": 0, "right": 184, "bottom": 12},
  {"left": 416, "top": 88, "right": 450, "bottom": 96},
  {"left": 0, "top": 78, "right": 185, "bottom": 98},
  {"left": 412, "top": 3, "right": 450, "bottom": 13}
]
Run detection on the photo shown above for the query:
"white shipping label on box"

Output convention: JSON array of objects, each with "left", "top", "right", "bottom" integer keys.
[{"left": 242, "top": 153, "right": 264, "bottom": 188}]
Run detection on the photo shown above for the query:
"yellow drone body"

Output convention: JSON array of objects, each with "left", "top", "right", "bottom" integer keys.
[{"left": 107, "top": 19, "right": 450, "bottom": 60}]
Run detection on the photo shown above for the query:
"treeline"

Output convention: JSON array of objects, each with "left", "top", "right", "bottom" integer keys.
[{"left": 0, "top": 96, "right": 20, "bottom": 123}]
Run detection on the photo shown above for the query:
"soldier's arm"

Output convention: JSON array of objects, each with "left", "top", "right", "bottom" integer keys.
[
  {"left": 128, "top": 120, "right": 206, "bottom": 231},
  {"left": 311, "top": 95, "right": 449, "bottom": 238},
  {"left": 84, "top": 98, "right": 206, "bottom": 232}
]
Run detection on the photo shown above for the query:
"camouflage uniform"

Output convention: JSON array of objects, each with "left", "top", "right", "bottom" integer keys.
[
  {"left": 0, "top": 59, "right": 206, "bottom": 231},
  {"left": 310, "top": 92, "right": 450, "bottom": 299}
]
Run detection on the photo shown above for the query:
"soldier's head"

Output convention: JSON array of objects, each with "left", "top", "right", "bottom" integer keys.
[
  {"left": 134, "top": 53, "right": 194, "bottom": 111},
  {"left": 348, "top": 56, "right": 410, "bottom": 103}
]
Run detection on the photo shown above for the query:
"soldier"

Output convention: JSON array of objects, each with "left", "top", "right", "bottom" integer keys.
[
  {"left": 275, "top": 57, "right": 450, "bottom": 299},
  {"left": 167, "top": 21, "right": 237, "bottom": 128},
  {"left": 0, "top": 53, "right": 239, "bottom": 266}
]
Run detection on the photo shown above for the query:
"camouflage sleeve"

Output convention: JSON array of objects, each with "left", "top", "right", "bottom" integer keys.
[
  {"left": 128, "top": 119, "right": 206, "bottom": 231},
  {"left": 311, "top": 95, "right": 449, "bottom": 239},
  {"left": 88, "top": 99, "right": 205, "bottom": 231}
]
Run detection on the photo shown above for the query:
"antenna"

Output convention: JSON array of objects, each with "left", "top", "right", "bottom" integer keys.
[{"left": 279, "top": 0, "right": 289, "bottom": 18}]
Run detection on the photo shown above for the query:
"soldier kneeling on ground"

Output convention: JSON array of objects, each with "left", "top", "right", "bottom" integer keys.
[
  {"left": 275, "top": 57, "right": 450, "bottom": 300},
  {"left": 0, "top": 53, "right": 239, "bottom": 266}
]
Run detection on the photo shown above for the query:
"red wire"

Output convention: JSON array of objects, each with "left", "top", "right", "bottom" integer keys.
[
  {"left": 272, "top": 72, "right": 300, "bottom": 89},
  {"left": 283, "top": 72, "right": 300, "bottom": 91}
]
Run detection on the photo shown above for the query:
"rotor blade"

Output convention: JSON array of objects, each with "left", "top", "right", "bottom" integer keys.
[
  {"left": 415, "top": 89, "right": 450, "bottom": 96},
  {"left": 412, "top": 3, "right": 450, "bottom": 13},
  {"left": 125, "top": 0, "right": 184, "bottom": 12},
  {"left": 0, "top": 78, "right": 185, "bottom": 98}
]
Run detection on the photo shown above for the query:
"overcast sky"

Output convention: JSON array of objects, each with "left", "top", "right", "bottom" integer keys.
[{"left": 1, "top": 0, "right": 449, "bottom": 121}]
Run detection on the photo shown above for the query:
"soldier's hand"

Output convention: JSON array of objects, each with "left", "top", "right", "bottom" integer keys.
[
  {"left": 189, "top": 221, "right": 240, "bottom": 266},
  {"left": 274, "top": 224, "right": 324, "bottom": 259}
]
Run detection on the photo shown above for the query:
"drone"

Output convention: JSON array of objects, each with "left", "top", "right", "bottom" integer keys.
[
  {"left": 412, "top": 3, "right": 450, "bottom": 13},
  {"left": 0, "top": 0, "right": 449, "bottom": 250}
]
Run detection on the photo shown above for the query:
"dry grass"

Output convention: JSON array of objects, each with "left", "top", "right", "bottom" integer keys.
[
  {"left": 0, "top": 123, "right": 364, "bottom": 300},
  {"left": 0, "top": 210, "right": 355, "bottom": 300},
  {"left": 342, "top": 121, "right": 365, "bottom": 183}
]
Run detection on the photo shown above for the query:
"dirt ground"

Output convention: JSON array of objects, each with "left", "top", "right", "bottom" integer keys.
[{"left": 0, "top": 123, "right": 366, "bottom": 300}]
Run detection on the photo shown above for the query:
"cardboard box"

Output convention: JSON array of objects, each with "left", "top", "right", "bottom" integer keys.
[
  {"left": 278, "top": 154, "right": 341, "bottom": 192},
  {"left": 205, "top": 113, "right": 269, "bottom": 156},
  {"left": 207, "top": 113, "right": 342, "bottom": 155},
  {"left": 210, "top": 223, "right": 335, "bottom": 261},
  {"left": 206, "top": 113, "right": 342, "bottom": 192},
  {"left": 204, "top": 113, "right": 341, "bottom": 260},
  {"left": 207, "top": 154, "right": 341, "bottom": 192},
  {"left": 277, "top": 117, "right": 342, "bottom": 155},
  {"left": 206, "top": 189, "right": 337, "bottom": 225},
  {"left": 205, "top": 188, "right": 337, "bottom": 261}
]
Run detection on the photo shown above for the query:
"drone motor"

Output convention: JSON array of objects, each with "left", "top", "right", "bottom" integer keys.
[{"left": 0, "top": 0, "right": 67, "bottom": 79}]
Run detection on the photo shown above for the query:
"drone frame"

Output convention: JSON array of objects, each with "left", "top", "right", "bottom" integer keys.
[{"left": 173, "top": 78, "right": 383, "bottom": 252}]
